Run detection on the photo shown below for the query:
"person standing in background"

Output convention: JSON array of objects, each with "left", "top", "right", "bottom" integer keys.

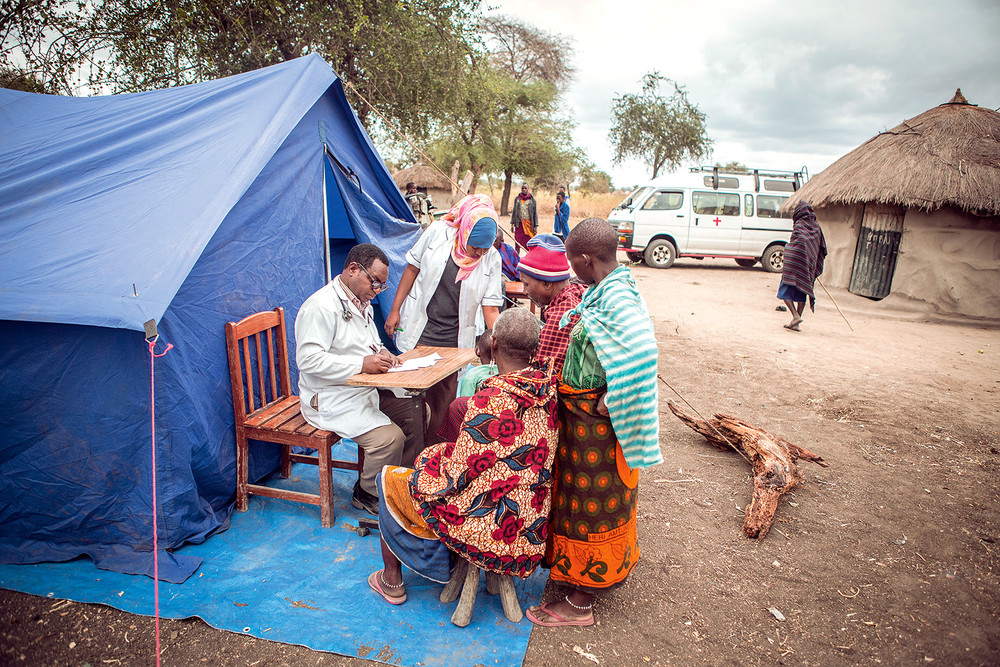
[
  {"left": 510, "top": 183, "right": 538, "bottom": 253},
  {"left": 553, "top": 192, "right": 570, "bottom": 242},
  {"left": 777, "top": 201, "right": 827, "bottom": 331}
]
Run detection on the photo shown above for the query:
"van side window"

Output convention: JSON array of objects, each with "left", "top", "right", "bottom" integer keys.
[
  {"left": 692, "top": 191, "right": 740, "bottom": 216},
  {"left": 763, "top": 179, "right": 795, "bottom": 193},
  {"left": 641, "top": 191, "right": 683, "bottom": 211},
  {"left": 703, "top": 176, "right": 739, "bottom": 189},
  {"left": 757, "top": 195, "right": 790, "bottom": 218},
  {"left": 744, "top": 194, "right": 754, "bottom": 217}
]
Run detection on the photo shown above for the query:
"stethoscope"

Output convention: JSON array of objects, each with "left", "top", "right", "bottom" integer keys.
[{"left": 339, "top": 294, "right": 381, "bottom": 350}]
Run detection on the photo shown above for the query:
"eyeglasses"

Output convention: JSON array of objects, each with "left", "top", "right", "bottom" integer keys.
[{"left": 356, "top": 263, "right": 387, "bottom": 293}]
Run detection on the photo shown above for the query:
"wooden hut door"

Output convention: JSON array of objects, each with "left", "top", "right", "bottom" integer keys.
[{"left": 849, "top": 204, "right": 904, "bottom": 299}]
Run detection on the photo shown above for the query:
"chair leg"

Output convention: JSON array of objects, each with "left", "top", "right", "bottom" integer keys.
[
  {"left": 356, "top": 445, "right": 365, "bottom": 475},
  {"left": 318, "top": 443, "right": 334, "bottom": 528},
  {"left": 440, "top": 557, "right": 468, "bottom": 603},
  {"left": 497, "top": 575, "right": 523, "bottom": 623},
  {"left": 235, "top": 432, "right": 249, "bottom": 512},
  {"left": 451, "top": 560, "right": 480, "bottom": 627},
  {"left": 281, "top": 443, "right": 291, "bottom": 478}
]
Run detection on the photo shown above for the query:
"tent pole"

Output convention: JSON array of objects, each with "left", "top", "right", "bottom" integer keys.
[{"left": 322, "top": 150, "right": 332, "bottom": 283}]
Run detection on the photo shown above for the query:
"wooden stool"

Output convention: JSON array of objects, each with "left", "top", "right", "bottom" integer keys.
[{"left": 440, "top": 557, "right": 522, "bottom": 627}]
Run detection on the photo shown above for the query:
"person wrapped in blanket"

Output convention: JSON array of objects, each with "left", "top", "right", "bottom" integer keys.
[
  {"left": 777, "top": 201, "right": 827, "bottom": 331},
  {"left": 527, "top": 217, "right": 662, "bottom": 628},
  {"left": 368, "top": 307, "right": 559, "bottom": 605}
]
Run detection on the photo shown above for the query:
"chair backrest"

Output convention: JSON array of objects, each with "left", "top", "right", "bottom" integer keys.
[{"left": 225, "top": 307, "right": 293, "bottom": 422}]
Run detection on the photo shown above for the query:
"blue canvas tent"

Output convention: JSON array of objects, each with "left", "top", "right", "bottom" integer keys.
[{"left": 0, "top": 54, "right": 420, "bottom": 582}]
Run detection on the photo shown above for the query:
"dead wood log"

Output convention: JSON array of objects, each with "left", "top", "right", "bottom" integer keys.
[{"left": 667, "top": 401, "right": 828, "bottom": 539}]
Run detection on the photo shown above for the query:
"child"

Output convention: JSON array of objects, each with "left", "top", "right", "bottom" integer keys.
[{"left": 457, "top": 330, "right": 497, "bottom": 397}]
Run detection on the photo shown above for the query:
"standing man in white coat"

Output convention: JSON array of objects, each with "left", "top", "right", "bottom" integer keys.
[
  {"left": 295, "top": 244, "right": 417, "bottom": 515},
  {"left": 383, "top": 194, "right": 503, "bottom": 440}
]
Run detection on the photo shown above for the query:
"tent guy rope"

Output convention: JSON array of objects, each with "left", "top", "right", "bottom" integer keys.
[
  {"left": 146, "top": 330, "right": 173, "bottom": 667},
  {"left": 656, "top": 374, "right": 751, "bottom": 465}
]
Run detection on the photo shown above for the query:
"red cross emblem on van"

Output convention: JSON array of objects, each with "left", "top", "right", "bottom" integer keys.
[{"left": 713, "top": 217, "right": 721, "bottom": 226}]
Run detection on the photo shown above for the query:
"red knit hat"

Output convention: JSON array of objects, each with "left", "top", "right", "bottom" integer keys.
[{"left": 518, "top": 234, "right": 570, "bottom": 282}]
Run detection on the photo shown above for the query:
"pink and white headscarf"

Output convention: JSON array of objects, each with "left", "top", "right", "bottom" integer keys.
[{"left": 442, "top": 194, "right": 498, "bottom": 281}]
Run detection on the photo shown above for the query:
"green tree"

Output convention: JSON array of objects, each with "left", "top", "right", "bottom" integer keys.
[
  {"left": 1, "top": 0, "right": 100, "bottom": 94},
  {"left": 478, "top": 15, "right": 576, "bottom": 215},
  {"left": 7, "top": 0, "right": 482, "bottom": 139},
  {"left": 715, "top": 160, "right": 749, "bottom": 172},
  {"left": 609, "top": 72, "right": 712, "bottom": 178},
  {"left": 425, "top": 16, "right": 577, "bottom": 209},
  {"left": 577, "top": 161, "right": 613, "bottom": 194}
]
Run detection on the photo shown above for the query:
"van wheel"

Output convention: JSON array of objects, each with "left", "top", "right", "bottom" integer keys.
[
  {"left": 735, "top": 258, "right": 756, "bottom": 268},
  {"left": 626, "top": 252, "right": 644, "bottom": 263},
  {"left": 762, "top": 245, "right": 784, "bottom": 273},
  {"left": 644, "top": 240, "right": 677, "bottom": 269}
]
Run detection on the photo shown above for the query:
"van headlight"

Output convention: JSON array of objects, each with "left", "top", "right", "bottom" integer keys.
[{"left": 618, "top": 220, "right": 633, "bottom": 233}]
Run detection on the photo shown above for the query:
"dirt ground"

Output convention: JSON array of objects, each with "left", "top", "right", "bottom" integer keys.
[{"left": 2, "top": 256, "right": 998, "bottom": 667}]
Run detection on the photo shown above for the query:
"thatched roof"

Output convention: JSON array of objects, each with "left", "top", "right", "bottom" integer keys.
[
  {"left": 785, "top": 90, "right": 1000, "bottom": 217},
  {"left": 391, "top": 163, "right": 452, "bottom": 190}
]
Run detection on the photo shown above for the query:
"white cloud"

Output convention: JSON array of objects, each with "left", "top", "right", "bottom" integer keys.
[{"left": 486, "top": 0, "right": 1000, "bottom": 189}]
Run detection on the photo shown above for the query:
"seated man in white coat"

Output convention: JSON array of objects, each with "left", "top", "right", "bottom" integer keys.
[{"left": 295, "top": 244, "right": 418, "bottom": 515}]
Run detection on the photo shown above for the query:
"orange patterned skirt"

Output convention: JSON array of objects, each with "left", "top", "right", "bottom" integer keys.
[{"left": 545, "top": 383, "right": 639, "bottom": 591}]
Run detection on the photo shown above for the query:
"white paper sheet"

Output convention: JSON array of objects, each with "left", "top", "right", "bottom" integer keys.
[{"left": 387, "top": 352, "right": 443, "bottom": 373}]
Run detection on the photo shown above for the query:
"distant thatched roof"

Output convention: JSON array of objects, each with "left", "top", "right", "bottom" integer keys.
[
  {"left": 391, "top": 163, "right": 452, "bottom": 190},
  {"left": 785, "top": 90, "right": 1000, "bottom": 217}
]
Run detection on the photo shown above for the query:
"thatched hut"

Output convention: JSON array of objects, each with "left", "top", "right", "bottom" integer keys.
[
  {"left": 784, "top": 90, "right": 1000, "bottom": 319},
  {"left": 391, "top": 163, "right": 454, "bottom": 210}
]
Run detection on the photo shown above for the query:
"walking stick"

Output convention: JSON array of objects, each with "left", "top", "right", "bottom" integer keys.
[{"left": 817, "top": 278, "right": 854, "bottom": 332}]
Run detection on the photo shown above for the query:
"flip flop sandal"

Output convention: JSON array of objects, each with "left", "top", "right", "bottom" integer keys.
[
  {"left": 526, "top": 602, "right": 594, "bottom": 627},
  {"left": 368, "top": 570, "right": 406, "bottom": 605}
]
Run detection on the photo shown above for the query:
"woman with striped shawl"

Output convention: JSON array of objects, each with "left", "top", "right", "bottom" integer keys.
[
  {"left": 527, "top": 218, "right": 661, "bottom": 628},
  {"left": 778, "top": 201, "right": 827, "bottom": 331}
]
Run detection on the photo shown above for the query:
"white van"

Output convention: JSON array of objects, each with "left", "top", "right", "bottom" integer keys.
[{"left": 611, "top": 166, "right": 807, "bottom": 272}]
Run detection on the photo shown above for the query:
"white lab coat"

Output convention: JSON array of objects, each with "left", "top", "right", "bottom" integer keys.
[
  {"left": 396, "top": 220, "right": 504, "bottom": 352},
  {"left": 295, "top": 278, "right": 390, "bottom": 440}
]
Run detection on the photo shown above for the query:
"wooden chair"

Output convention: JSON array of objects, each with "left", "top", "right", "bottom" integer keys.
[
  {"left": 225, "top": 307, "right": 363, "bottom": 528},
  {"left": 439, "top": 557, "right": 522, "bottom": 627}
]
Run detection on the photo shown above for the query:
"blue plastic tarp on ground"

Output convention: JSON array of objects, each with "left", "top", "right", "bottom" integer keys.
[
  {"left": 0, "top": 55, "right": 420, "bottom": 581},
  {"left": 0, "top": 464, "right": 544, "bottom": 667}
]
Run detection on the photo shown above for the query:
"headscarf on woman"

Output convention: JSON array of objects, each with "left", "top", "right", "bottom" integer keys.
[
  {"left": 442, "top": 193, "right": 499, "bottom": 281},
  {"left": 781, "top": 201, "right": 828, "bottom": 311}
]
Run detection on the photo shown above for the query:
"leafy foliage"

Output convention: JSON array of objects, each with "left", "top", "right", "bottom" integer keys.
[{"left": 609, "top": 72, "right": 712, "bottom": 178}]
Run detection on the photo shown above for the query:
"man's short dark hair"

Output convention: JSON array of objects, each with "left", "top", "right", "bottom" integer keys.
[
  {"left": 406, "top": 181, "right": 415, "bottom": 189},
  {"left": 344, "top": 243, "right": 389, "bottom": 271},
  {"left": 492, "top": 308, "right": 540, "bottom": 360},
  {"left": 565, "top": 217, "right": 617, "bottom": 262}
]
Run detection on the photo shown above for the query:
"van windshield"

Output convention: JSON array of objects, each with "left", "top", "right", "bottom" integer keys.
[{"left": 614, "top": 187, "right": 653, "bottom": 211}]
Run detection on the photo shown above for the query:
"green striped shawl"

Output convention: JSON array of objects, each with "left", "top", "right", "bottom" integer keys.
[{"left": 560, "top": 265, "right": 661, "bottom": 468}]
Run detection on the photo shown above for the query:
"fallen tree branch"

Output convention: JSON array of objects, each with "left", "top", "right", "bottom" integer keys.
[{"left": 667, "top": 401, "right": 828, "bottom": 539}]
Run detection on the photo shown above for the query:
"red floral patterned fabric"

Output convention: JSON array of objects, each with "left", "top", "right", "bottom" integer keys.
[{"left": 409, "top": 363, "right": 558, "bottom": 578}]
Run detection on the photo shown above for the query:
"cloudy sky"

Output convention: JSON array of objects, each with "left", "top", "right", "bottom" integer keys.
[{"left": 485, "top": 0, "right": 1000, "bottom": 188}]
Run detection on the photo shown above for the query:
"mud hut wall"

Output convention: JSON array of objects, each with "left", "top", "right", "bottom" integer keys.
[
  {"left": 424, "top": 187, "right": 453, "bottom": 209},
  {"left": 815, "top": 204, "right": 861, "bottom": 289},
  {"left": 892, "top": 207, "right": 1000, "bottom": 318}
]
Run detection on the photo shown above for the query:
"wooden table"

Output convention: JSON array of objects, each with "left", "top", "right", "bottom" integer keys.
[
  {"left": 346, "top": 346, "right": 475, "bottom": 533},
  {"left": 347, "top": 344, "right": 477, "bottom": 455},
  {"left": 504, "top": 281, "right": 536, "bottom": 313}
]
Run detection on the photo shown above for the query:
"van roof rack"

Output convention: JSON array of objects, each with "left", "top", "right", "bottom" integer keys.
[{"left": 689, "top": 165, "right": 810, "bottom": 192}]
